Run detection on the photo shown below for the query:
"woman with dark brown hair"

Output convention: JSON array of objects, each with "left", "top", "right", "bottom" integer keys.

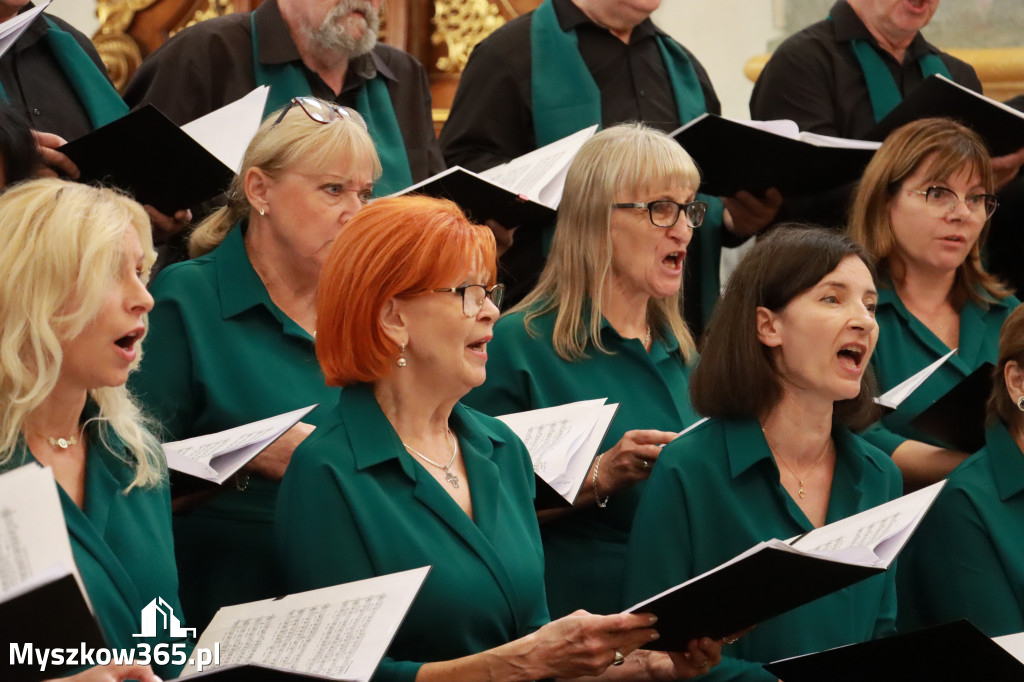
[
  {"left": 849, "top": 117, "right": 1020, "bottom": 487},
  {"left": 624, "top": 227, "right": 903, "bottom": 682},
  {"left": 896, "top": 304, "right": 1024, "bottom": 637}
]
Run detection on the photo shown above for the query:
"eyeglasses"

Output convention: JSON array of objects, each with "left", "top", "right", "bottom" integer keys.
[
  {"left": 905, "top": 186, "right": 999, "bottom": 219},
  {"left": 431, "top": 284, "right": 505, "bottom": 317},
  {"left": 272, "top": 96, "right": 353, "bottom": 127},
  {"left": 612, "top": 200, "right": 708, "bottom": 228}
]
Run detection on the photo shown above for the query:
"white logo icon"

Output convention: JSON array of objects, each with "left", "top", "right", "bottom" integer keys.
[{"left": 133, "top": 597, "right": 196, "bottom": 638}]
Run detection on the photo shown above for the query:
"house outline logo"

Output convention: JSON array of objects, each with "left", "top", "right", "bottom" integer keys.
[{"left": 133, "top": 597, "right": 196, "bottom": 639}]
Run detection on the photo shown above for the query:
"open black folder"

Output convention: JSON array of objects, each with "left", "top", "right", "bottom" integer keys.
[
  {"left": 871, "top": 75, "right": 1024, "bottom": 155},
  {"left": 59, "top": 105, "right": 235, "bottom": 214},
  {"left": 764, "top": 620, "right": 1024, "bottom": 681},
  {"left": 670, "top": 114, "right": 879, "bottom": 197},
  {"left": 3, "top": 571, "right": 107, "bottom": 682},
  {"left": 625, "top": 481, "right": 945, "bottom": 651},
  {"left": 908, "top": 362, "right": 993, "bottom": 453}
]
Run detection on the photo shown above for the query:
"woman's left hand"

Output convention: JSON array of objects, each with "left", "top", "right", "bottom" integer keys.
[{"left": 576, "top": 638, "right": 723, "bottom": 681}]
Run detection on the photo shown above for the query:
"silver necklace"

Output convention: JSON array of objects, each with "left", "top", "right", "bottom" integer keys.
[
  {"left": 642, "top": 325, "right": 651, "bottom": 349},
  {"left": 403, "top": 429, "right": 460, "bottom": 488}
]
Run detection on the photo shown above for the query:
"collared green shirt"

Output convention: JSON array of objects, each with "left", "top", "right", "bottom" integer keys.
[
  {"left": 463, "top": 307, "right": 699, "bottom": 618},
  {"left": 863, "top": 286, "right": 1020, "bottom": 455},
  {"left": 897, "top": 421, "right": 1024, "bottom": 636},
  {"left": 624, "top": 418, "right": 903, "bottom": 682},
  {"left": 130, "top": 225, "right": 341, "bottom": 628},
  {"left": 276, "top": 383, "right": 549, "bottom": 682},
  {"left": 4, "top": 421, "right": 185, "bottom": 678}
]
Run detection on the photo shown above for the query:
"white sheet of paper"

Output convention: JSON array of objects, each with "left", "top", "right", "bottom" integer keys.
[
  {"left": 163, "top": 404, "right": 316, "bottom": 484},
  {"left": 875, "top": 348, "right": 957, "bottom": 410},
  {"left": 0, "top": 464, "right": 88, "bottom": 607},
  {"left": 181, "top": 86, "right": 270, "bottom": 172},
  {"left": 479, "top": 125, "right": 598, "bottom": 208},
  {"left": 0, "top": 2, "right": 48, "bottom": 60},
  {"left": 497, "top": 398, "right": 616, "bottom": 501},
  {"left": 179, "top": 566, "right": 431, "bottom": 681},
  {"left": 796, "top": 131, "right": 881, "bottom": 150},
  {"left": 994, "top": 632, "right": 1024, "bottom": 663}
]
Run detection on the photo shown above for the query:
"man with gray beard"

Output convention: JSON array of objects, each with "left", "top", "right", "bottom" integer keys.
[{"left": 124, "top": 0, "right": 443, "bottom": 196}]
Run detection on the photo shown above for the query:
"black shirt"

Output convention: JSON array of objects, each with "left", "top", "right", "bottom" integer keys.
[
  {"left": 440, "top": 0, "right": 720, "bottom": 172},
  {"left": 749, "top": 0, "right": 982, "bottom": 140},
  {"left": 0, "top": 11, "right": 111, "bottom": 141},
  {"left": 123, "top": 0, "right": 443, "bottom": 183}
]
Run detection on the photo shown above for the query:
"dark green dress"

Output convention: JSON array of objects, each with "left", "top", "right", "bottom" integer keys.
[
  {"left": 897, "top": 421, "right": 1024, "bottom": 636},
  {"left": 5, "top": 420, "right": 186, "bottom": 679},
  {"left": 130, "top": 226, "right": 341, "bottom": 629},
  {"left": 624, "top": 418, "right": 903, "bottom": 682},
  {"left": 462, "top": 307, "right": 699, "bottom": 618},
  {"left": 863, "top": 286, "right": 1019, "bottom": 455},
  {"left": 275, "top": 384, "right": 549, "bottom": 682}
]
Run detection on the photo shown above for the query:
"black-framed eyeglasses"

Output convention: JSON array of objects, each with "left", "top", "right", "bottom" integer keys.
[
  {"left": 612, "top": 200, "right": 708, "bottom": 228},
  {"left": 905, "top": 186, "right": 999, "bottom": 219},
  {"left": 431, "top": 284, "right": 505, "bottom": 317},
  {"left": 272, "top": 96, "right": 352, "bottom": 127}
]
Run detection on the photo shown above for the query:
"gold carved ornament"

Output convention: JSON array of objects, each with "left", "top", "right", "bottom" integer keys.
[{"left": 432, "top": 0, "right": 507, "bottom": 73}]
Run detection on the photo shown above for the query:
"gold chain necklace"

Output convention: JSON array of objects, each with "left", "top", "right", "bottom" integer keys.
[
  {"left": 761, "top": 428, "right": 831, "bottom": 499},
  {"left": 403, "top": 428, "right": 460, "bottom": 488}
]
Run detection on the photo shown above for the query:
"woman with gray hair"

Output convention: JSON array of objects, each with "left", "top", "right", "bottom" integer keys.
[
  {"left": 0, "top": 178, "right": 182, "bottom": 680},
  {"left": 131, "top": 96, "right": 381, "bottom": 630},
  {"left": 464, "top": 123, "right": 704, "bottom": 620}
]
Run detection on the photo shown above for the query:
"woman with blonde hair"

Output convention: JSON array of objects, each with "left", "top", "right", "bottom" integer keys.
[
  {"left": 130, "top": 97, "right": 381, "bottom": 629},
  {"left": 463, "top": 123, "right": 704, "bottom": 618},
  {"left": 277, "top": 194, "right": 720, "bottom": 681},
  {"left": 0, "top": 178, "right": 184, "bottom": 680},
  {"left": 849, "top": 117, "right": 1020, "bottom": 487}
]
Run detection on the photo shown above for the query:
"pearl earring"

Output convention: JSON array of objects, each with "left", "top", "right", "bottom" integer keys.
[
  {"left": 397, "top": 342, "right": 407, "bottom": 368},
  {"left": 258, "top": 207, "right": 266, "bottom": 216}
]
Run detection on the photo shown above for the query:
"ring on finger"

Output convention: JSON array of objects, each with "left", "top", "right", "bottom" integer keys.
[
  {"left": 723, "top": 635, "right": 739, "bottom": 645},
  {"left": 697, "top": 660, "right": 709, "bottom": 669},
  {"left": 640, "top": 459, "right": 650, "bottom": 471},
  {"left": 612, "top": 650, "right": 625, "bottom": 666}
]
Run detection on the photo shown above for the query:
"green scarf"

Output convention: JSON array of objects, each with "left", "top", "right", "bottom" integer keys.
[
  {"left": 250, "top": 13, "right": 413, "bottom": 196},
  {"left": 849, "top": 39, "right": 951, "bottom": 122},
  {"left": 530, "top": 0, "right": 723, "bottom": 326},
  {"left": 0, "top": 16, "right": 127, "bottom": 130}
]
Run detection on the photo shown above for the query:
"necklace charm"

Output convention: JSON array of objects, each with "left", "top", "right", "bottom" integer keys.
[
  {"left": 797, "top": 482, "right": 806, "bottom": 499},
  {"left": 48, "top": 436, "right": 77, "bottom": 449},
  {"left": 403, "top": 428, "right": 461, "bottom": 489},
  {"left": 444, "top": 470, "right": 460, "bottom": 488}
]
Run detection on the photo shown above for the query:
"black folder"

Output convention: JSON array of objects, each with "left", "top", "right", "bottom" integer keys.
[
  {"left": 3, "top": 572, "right": 107, "bottom": 682},
  {"left": 871, "top": 75, "right": 1024, "bottom": 156},
  {"left": 908, "top": 362, "right": 993, "bottom": 453},
  {"left": 764, "top": 619, "right": 1024, "bottom": 681},
  {"left": 59, "top": 105, "right": 235, "bottom": 215},
  {"left": 670, "top": 113, "right": 878, "bottom": 197},
  {"left": 173, "top": 663, "right": 341, "bottom": 681},
  {"left": 398, "top": 166, "right": 555, "bottom": 232}
]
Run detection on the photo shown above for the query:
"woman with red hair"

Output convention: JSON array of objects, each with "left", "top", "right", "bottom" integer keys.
[{"left": 276, "top": 195, "right": 721, "bottom": 682}]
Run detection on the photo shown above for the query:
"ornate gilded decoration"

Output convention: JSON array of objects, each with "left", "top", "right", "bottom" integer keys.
[
  {"left": 174, "top": 0, "right": 237, "bottom": 36},
  {"left": 432, "top": 0, "right": 507, "bottom": 73},
  {"left": 94, "top": 0, "right": 157, "bottom": 91}
]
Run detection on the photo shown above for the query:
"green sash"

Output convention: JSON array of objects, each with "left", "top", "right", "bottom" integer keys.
[
  {"left": 0, "top": 16, "right": 127, "bottom": 130},
  {"left": 849, "top": 38, "right": 951, "bottom": 122},
  {"left": 529, "top": 0, "right": 723, "bottom": 326},
  {"left": 250, "top": 13, "right": 413, "bottom": 196}
]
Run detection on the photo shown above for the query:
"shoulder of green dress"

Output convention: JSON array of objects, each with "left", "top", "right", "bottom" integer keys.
[{"left": 661, "top": 416, "right": 716, "bottom": 459}]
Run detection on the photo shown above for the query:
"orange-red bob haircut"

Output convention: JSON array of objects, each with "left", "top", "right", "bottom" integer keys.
[{"left": 316, "top": 195, "right": 497, "bottom": 386}]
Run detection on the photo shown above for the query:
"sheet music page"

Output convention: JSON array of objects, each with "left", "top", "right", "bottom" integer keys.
[
  {"left": 479, "top": 125, "right": 598, "bottom": 208},
  {"left": 789, "top": 481, "right": 946, "bottom": 566},
  {"left": 994, "top": 632, "right": 1024, "bottom": 663},
  {"left": 797, "top": 131, "right": 882, "bottom": 150},
  {"left": 182, "top": 86, "right": 270, "bottom": 172},
  {"left": 548, "top": 403, "right": 617, "bottom": 499},
  {"left": 0, "top": 464, "right": 87, "bottom": 604},
  {"left": 0, "top": 2, "right": 48, "bottom": 59},
  {"left": 163, "top": 405, "right": 316, "bottom": 483},
  {"left": 497, "top": 399, "right": 609, "bottom": 500},
  {"left": 726, "top": 117, "right": 801, "bottom": 139},
  {"left": 180, "top": 567, "right": 430, "bottom": 681},
  {"left": 875, "top": 348, "right": 957, "bottom": 409}
]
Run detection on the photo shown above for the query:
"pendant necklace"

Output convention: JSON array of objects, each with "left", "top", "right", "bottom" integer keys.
[
  {"left": 761, "top": 427, "right": 831, "bottom": 499},
  {"left": 403, "top": 428, "right": 460, "bottom": 488}
]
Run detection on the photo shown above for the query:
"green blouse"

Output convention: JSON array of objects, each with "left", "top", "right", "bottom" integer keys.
[
  {"left": 130, "top": 226, "right": 341, "bottom": 629},
  {"left": 897, "top": 421, "right": 1024, "bottom": 636},
  {"left": 462, "top": 307, "right": 700, "bottom": 618},
  {"left": 5, "top": 422, "right": 186, "bottom": 679},
  {"left": 624, "top": 418, "right": 903, "bottom": 682},
  {"left": 863, "top": 286, "right": 1019, "bottom": 455},
  {"left": 276, "top": 383, "right": 549, "bottom": 682}
]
